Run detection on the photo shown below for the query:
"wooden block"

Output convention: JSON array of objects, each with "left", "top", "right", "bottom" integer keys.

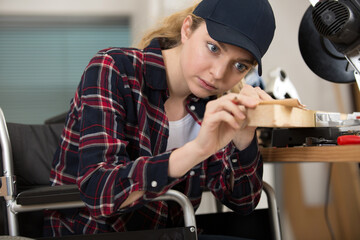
[{"left": 247, "top": 103, "right": 316, "bottom": 128}]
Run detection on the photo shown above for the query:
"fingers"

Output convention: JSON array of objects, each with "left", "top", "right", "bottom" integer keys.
[
  {"left": 206, "top": 95, "right": 247, "bottom": 121},
  {"left": 209, "top": 109, "right": 242, "bottom": 130},
  {"left": 256, "top": 87, "right": 273, "bottom": 101},
  {"left": 204, "top": 85, "right": 271, "bottom": 130},
  {"left": 240, "top": 84, "right": 273, "bottom": 101},
  {"left": 230, "top": 94, "right": 259, "bottom": 109},
  {"left": 254, "top": 87, "right": 273, "bottom": 101}
]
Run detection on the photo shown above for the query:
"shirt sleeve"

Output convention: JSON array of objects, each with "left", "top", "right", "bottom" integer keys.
[
  {"left": 206, "top": 133, "right": 263, "bottom": 215},
  {"left": 75, "top": 53, "right": 179, "bottom": 218}
]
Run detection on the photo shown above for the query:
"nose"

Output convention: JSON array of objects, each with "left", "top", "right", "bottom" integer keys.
[{"left": 210, "top": 61, "right": 227, "bottom": 80}]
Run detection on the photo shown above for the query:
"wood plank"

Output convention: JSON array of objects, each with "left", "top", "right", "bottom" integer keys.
[
  {"left": 260, "top": 145, "right": 360, "bottom": 162},
  {"left": 247, "top": 104, "right": 316, "bottom": 127},
  {"left": 246, "top": 98, "right": 359, "bottom": 128}
]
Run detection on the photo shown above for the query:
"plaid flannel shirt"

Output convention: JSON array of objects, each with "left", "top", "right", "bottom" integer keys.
[{"left": 44, "top": 39, "right": 263, "bottom": 237}]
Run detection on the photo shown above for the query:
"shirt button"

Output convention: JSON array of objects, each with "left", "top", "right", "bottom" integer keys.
[
  {"left": 231, "top": 158, "right": 238, "bottom": 163},
  {"left": 190, "top": 105, "right": 196, "bottom": 111},
  {"left": 151, "top": 181, "right": 157, "bottom": 188},
  {"left": 190, "top": 170, "right": 195, "bottom": 176}
]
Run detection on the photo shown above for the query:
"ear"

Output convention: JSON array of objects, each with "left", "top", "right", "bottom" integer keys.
[{"left": 181, "top": 15, "right": 193, "bottom": 43}]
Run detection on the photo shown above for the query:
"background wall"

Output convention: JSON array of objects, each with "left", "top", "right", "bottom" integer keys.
[{"left": 0, "top": 0, "right": 354, "bottom": 112}]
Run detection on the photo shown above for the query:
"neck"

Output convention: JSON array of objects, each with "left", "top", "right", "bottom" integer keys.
[
  {"left": 162, "top": 46, "right": 190, "bottom": 121},
  {"left": 162, "top": 46, "right": 190, "bottom": 101}
]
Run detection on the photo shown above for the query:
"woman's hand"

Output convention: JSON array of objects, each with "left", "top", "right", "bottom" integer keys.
[
  {"left": 232, "top": 85, "right": 273, "bottom": 150},
  {"left": 168, "top": 85, "right": 272, "bottom": 178},
  {"left": 194, "top": 85, "right": 272, "bottom": 155}
]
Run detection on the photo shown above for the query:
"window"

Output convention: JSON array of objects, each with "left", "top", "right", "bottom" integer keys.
[{"left": 0, "top": 16, "right": 130, "bottom": 124}]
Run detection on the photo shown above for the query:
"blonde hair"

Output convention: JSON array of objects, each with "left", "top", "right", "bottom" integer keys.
[{"left": 137, "top": 3, "right": 203, "bottom": 49}]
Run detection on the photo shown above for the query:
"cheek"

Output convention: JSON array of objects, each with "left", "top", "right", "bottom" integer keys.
[
  {"left": 181, "top": 43, "right": 208, "bottom": 75},
  {"left": 221, "top": 75, "right": 244, "bottom": 91},
  {"left": 229, "top": 74, "right": 242, "bottom": 84}
]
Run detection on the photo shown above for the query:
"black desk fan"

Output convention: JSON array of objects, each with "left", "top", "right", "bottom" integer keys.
[{"left": 298, "top": 0, "right": 360, "bottom": 89}]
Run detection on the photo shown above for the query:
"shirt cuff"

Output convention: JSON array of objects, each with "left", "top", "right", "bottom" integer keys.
[
  {"left": 227, "top": 134, "right": 259, "bottom": 171},
  {"left": 138, "top": 151, "right": 178, "bottom": 193}
]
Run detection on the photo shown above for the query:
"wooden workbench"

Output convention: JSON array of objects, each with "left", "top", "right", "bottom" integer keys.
[
  {"left": 260, "top": 145, "right": 360, "bottom": 163},
  {"left": 260, "top": 144, "right": 360, "bottom": 239},
  {"left": 254, "top": 98, "right": 360, "bottom": 238}
]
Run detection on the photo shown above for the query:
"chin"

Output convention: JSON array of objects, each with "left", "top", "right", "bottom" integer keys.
[
  {"left": 190, "top": 84, "right": 220, "bottom": 98},
  {"left": 192, "top": 90, "right": 213, "bottom": 99}
]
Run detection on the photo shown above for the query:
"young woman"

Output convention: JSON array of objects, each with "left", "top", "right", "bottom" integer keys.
[{"left": 44, "top": 0, "right": 276, "bottom": 238}]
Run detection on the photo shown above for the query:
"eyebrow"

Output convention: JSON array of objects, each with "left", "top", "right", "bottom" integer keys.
[{"left": 218, "top": 42, "right": 255, "bottom": 66}]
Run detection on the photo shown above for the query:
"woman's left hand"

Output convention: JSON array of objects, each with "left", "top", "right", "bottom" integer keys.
[{"left": 232, "top": 84, "right": 273, "bottom": 150}]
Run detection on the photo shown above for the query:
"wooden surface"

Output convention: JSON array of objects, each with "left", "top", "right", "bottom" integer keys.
[
  {"left": 260, "top": 145, "right": 360, "bottom": 162},
  {"left": 264, "top": 143, "right": 360, "bottom": 238},
  {"left": 246, "top": 98, "right": 360, "bottom": 128},
  {"left": 247, "top": 103, "right": 316, "bottom": 128},
  {"left": 278, "top": 87, "right": 360, "bottom": 240},
  {"left": 283, "top": 162, "right": 360, "bottom": 240}
]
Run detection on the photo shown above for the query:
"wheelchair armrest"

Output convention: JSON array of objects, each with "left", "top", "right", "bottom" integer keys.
[
  {"left": 14, "top": 187, "right": 197, "bottom": 230},
  {"left": 16, "top": 184, "right": 81, "bottom": 205}
]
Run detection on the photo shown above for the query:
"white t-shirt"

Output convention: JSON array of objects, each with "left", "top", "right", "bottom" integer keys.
[{"left": 166, "top": 113, "right": 200, "bottom": 151}]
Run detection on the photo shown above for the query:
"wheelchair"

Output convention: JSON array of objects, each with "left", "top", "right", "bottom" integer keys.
[{"left": 0, "top": 108, "right": 281, "bottom": 240}]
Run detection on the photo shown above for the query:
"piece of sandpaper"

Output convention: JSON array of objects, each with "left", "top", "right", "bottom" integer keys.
[{"left": 259, "top": 99, "right": 307, "bottom": 109}]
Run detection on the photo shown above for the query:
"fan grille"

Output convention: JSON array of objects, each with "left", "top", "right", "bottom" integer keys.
[{"left": 312, "top": 1, "right": 349, "bottom": 37}]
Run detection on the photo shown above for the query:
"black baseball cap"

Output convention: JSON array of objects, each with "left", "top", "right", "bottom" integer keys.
[{"left": 193, "top": 0, "right": 276, "bottom": 75}]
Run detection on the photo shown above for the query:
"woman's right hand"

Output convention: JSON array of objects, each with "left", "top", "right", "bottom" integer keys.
[
  {"left": 168, "top": 92, "right": 259, "bottom": 178},
  {"left": 192, "top": 92, "right": 259, "bottom": 159}
]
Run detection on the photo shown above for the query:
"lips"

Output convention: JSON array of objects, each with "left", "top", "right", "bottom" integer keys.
[{"left": 198, "top": 77, "right": 217, "bottom": 91}]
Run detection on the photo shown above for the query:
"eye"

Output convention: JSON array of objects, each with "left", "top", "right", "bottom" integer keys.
[
  {"left": 234, "top": 62, "right": 249, "bottom": 73},
  {"left": 207, "top": 42, "right": 219, "bottom": 53}
]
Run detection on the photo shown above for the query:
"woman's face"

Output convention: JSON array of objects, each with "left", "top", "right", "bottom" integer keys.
[{"left": 180, "top": 17, "right": 255, "bottom": 98}]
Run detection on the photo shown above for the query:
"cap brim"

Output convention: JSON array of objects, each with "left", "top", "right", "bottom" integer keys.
[{"left": 204, "top": 19, "right": 263, "bottom": 75}]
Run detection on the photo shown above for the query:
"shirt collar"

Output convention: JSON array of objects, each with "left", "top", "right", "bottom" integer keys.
[{"left": 143, "top": 39, "right": 168, "bottom": 91}]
